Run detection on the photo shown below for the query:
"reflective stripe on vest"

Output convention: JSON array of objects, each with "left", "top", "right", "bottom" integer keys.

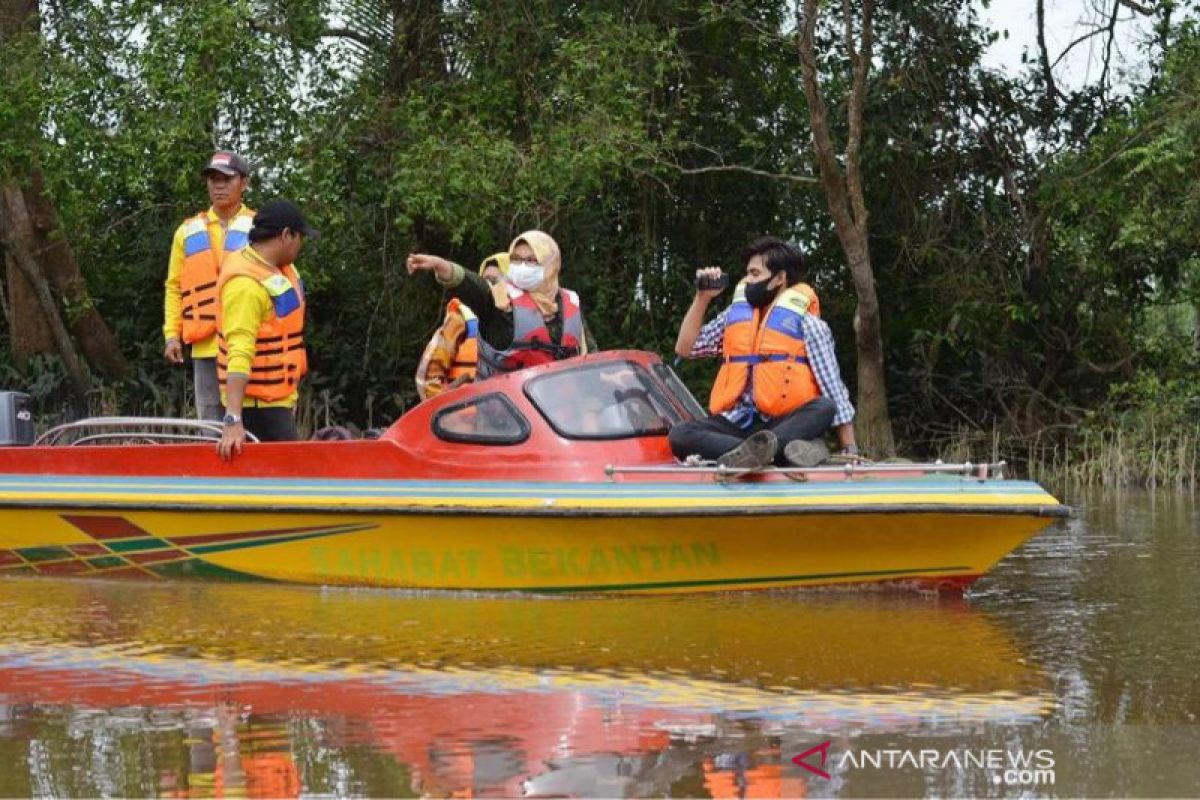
[
  {"left": 476, "top": 287, "right": 583, "bottom": 378},
  {"left": 180, "top": 209, "right": 255, "bottom": 344},
  {"left": 215, "top": 248, "right": 307, "bottom": 403},
  {"left": 708, "top": 283, "right": 822, "bottom": 418}
]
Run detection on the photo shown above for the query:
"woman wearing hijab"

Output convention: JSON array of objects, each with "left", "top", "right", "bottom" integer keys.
[{"left": 407, "top": 231, "right": 593, "bottom": 378}]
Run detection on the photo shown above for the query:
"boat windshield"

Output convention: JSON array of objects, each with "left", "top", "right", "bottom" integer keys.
[{"left": 525, "top": 360, "right": 693, "bottom": 439}]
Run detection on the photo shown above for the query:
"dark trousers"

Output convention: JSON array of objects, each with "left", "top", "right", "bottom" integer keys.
[
  {"left": 243, "top": 407, "right": 300, "bottom": 442},
  {"left": 668, "top": 396, "right": 836, "bottom": 462}
]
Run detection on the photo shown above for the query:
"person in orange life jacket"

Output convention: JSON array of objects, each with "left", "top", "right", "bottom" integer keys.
[
  {"left": 216, "top": 200, "right": 317, "bottom": 460},
  {"left": 414, "top": 253, "right": 509, "bottom": 401},
  {"left": 406, "top": 231, "right": 595, "bottom": 376},
  {"left": 669, "top": 237, "right": 858, "bottom": 470},
  {"left": 163, "top": 150, "right": 255, "bottom": 421}
]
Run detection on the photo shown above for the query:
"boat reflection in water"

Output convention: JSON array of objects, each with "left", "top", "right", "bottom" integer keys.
[{"left": 0, "top": 579, "right": 1050, "bottom": 797}]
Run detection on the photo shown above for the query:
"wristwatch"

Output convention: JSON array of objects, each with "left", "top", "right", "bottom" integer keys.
[{"left": 222, "top": 413, "right": 241, "bottom": 427}]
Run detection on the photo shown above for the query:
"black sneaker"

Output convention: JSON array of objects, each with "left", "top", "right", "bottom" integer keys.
[
  {"left": 717, "top": 430, "right": 779, "bottom": 471},
  {"left": 783, "top": 438, "right": 830, "bottom": 468}
]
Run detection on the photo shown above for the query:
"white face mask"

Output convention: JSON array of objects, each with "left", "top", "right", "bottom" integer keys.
[{"left": 508, "top": 260, "right": 545, "bottom": 290}]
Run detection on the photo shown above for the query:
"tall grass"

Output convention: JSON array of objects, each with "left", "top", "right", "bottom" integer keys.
[
  {"left": 1028, "top": 426, "right": 1198, "bottom": 491},
  {"left": 934, "top": 374, "right": 1199, "bottom": 491}
]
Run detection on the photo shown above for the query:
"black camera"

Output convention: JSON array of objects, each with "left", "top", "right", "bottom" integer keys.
[{"left": 695, "top": 271, "right": 729, "bottom": 291}]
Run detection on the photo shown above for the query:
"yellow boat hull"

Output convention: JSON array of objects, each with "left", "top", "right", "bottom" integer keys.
[{"left": 0, "top": 499, "right": 1061, "bottom": 593}]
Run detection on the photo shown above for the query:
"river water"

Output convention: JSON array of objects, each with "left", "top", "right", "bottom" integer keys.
[{"left": 0, "top": 490, "right": 1195, "bottom": 798}]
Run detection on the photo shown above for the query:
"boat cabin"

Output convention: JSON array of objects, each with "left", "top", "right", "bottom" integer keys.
[{"left": 0, "top": 351, "right": 710, "bottom": 483}]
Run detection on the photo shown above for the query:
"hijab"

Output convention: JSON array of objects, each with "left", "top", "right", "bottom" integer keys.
[
  {"left": 505, "top": 230, "right": 561, "bottom": 318},
  {"left": 479, "top": 252, "right": 510, "bottom": 276}
]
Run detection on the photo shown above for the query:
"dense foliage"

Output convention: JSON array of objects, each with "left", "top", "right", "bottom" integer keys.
[{"left": 1, "top": 0, "right": 1196, "bottom": 480}]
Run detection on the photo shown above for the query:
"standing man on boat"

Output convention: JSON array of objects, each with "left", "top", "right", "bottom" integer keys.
[
  {"left": 414, "top": 252, "right": 509, "bottom": 400},
  {"left": 669, "top": 237, "right": 858, "bottom": 470},
  {"left": 163, "top": 151, "right": 256, "bottom": 421},
  {"left": 216, "top": 200, "right": 316, "bottom": 459}
]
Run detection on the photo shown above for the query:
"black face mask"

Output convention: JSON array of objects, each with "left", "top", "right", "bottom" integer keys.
[{"left": 744, "top": 277, "right": 778, "bottom": 309}]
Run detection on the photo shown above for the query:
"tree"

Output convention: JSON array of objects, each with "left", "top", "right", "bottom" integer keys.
[
  {"left": 0, "top": 0, "right": 128, "bottom": 412},
  {"left": 797, "top": 0, "right": 894, "bottom": 456}
]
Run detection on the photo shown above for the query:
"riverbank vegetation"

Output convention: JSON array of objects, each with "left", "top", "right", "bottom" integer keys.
[{"left": 1, "top": 0, "right": 1196, "bottom": 486}]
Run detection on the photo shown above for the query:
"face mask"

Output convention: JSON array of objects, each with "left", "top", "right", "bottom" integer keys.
[
  {"left": 744, "top": 277, "right": 778, "bottom": 309},
  {"left": 508, "top": 260, "right": 545, "bottom": 291}
]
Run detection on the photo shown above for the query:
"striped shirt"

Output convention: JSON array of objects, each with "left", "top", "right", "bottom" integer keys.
[{"left": 688, "top": 306, "right": 855, "bottom": 428}]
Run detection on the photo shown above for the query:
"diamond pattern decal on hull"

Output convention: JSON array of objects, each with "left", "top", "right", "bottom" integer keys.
[{"left": 0, "top": 515, "right": 377, "bottom": 581}]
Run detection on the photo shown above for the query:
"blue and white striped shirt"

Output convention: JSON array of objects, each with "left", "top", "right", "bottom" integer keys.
[{"left": 688, "top": 306, "right": 856, "bottom": 428}]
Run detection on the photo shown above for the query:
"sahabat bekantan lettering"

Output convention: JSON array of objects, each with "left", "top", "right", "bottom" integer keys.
[
  {"left": 499, "top": 542, "right": 720, "bottom": 578},
  {"left": 310, "top": 542, "right": 721, "bottom": 580}
]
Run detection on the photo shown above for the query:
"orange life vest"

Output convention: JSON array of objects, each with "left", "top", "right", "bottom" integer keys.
[
  {"left": 216, "top": 248, "right": 307, "bottom": 403},
  {"left": 179, "top": 208, "right": 255, "bottom": 344},
  {"left": 709, "top": 283, "right": 822, "bottom": 418},
  {"left": 476, "top": 286, "right": 584, "bottom": 378},
  {"left": 447, "top": 298, "right": 480, "bottom": 382}
]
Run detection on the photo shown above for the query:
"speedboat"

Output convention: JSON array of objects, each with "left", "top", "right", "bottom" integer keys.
[{"left": 0, "top": 351, "right": 1067, "bottom": 592}]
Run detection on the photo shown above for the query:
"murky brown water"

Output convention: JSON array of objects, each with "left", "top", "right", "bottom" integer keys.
[{"left": 0, "top": 489, "right": 1195, "bottom": 797}]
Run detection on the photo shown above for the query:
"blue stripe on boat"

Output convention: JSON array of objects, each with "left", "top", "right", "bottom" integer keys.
[{"left": 0, "top": 474, "right": 1051, "bottom": 501}]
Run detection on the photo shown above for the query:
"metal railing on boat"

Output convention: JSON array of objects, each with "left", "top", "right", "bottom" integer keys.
[
  {"left": 35, "top": 417, "right": 261, "bottom": 447},
  {"left": 604, "top": 460, "right": 1007, "bottom": 482}
]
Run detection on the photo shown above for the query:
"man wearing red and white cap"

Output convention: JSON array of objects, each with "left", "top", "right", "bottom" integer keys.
[{"left": 162, "top": 150, "right": 255, "bottom": 420}]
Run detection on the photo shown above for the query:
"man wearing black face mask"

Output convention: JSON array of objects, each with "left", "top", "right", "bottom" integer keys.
[{"left": 669, "top": 237, "right": 858, "bottom": 470}]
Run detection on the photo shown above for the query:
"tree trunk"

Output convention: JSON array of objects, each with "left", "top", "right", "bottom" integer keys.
[
  {"left": 5, "top": 250, "right": 56, "bottom": 359},
  {"left": 0, "top": 185, "right": 92, "bottom": 411},
  {"left": 386, "top": 0, "right": 447, "bottom": 93},
  {"left": 1194, "top": 301, "right": 1200, "bottom": 357},
  {"left": 798, "top": 0, "right": 895, "bottom": 457},
  {"left": 20, "top": 169, "right": 129, "bottom": 377},
  {"left": 0, "top": 0, "right": 128, "bottom": 390}
]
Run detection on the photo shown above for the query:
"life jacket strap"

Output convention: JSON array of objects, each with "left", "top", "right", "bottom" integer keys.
[
  {"left": 510, "top": 341, "right": 580, "bottom": 360},
  {"left": 723, "top": 354, "right": 810, "bottom": 365}
]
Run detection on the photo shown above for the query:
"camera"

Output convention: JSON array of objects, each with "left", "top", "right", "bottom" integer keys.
[{"left": 695, "top": 271, "right": 729, "bottom": 291}]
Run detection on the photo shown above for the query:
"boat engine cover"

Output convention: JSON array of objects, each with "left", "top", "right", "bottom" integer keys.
[{"left": 0, "top": 392, "right": 34, "bottom": 446}]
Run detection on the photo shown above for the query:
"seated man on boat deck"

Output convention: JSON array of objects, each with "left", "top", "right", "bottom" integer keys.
[
  {"left": 414, "top": 253, "right": 509, "bottom": 400},
  {"left": 405, "top": 231, "right": 596, "bottom": 378},
  {"left": 669, "top": 237, "right": 857, "bottom": 471}
]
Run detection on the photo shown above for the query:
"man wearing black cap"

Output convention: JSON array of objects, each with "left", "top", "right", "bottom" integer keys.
[
  {"left": 215, "top": 200, "right": 318, "bottom": 460},
  {"left": 163, "top": 150, "right": 254, "bottom": 421}
]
